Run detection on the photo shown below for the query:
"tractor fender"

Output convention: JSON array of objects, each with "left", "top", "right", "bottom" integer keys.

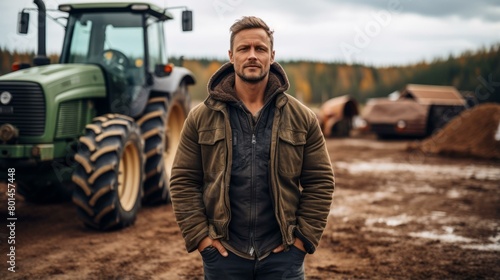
[{"left": 152, "top": 66, "right": 195, "bottom": 99}]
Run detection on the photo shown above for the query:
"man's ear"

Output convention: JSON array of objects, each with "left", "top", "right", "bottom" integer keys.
[
  {"left": 271, "top": 50, "right": 275, "bottom": 63},
  {"left": 229, "top": 50, "right": 234, "bottom": 64}
]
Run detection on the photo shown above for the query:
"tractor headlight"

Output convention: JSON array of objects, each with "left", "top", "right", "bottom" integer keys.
[
  {"left": 0, "top": 124, "right": 19, "bottom": 143},
  {"left": 0, "top": 91, "right": 12, "bottom": 105}
]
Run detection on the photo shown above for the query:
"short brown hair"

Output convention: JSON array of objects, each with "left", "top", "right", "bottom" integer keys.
[{"left": 229, "top": 16, "right": 274, "bottom": 51}]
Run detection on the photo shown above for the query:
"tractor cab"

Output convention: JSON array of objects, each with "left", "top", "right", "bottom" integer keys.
[{"left": 59, "top": 3, "right": 191, "bottom": 117}]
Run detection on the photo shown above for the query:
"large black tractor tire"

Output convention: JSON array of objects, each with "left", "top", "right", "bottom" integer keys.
[
  {"left": 137, "top": 83, "right": 189, "bottom": 204},
  {"left": 72, "top": 114, "right": 144, "bottom": 230}
]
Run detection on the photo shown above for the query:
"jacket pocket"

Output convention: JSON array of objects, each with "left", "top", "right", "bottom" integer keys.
[
  {"left": 198, "top": 128, "right": 226, "bottom": 172},
  {"left": 278, "top": 129, "right": 306, "bottom": 176}
]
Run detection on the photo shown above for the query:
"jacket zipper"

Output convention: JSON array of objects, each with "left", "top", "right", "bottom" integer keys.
[
  {"left": 240, "top": 104, "right": 261, "bottom": 258},
  {"left": 240, "top": 103, "right": 272, "bottom": 258},
  {"left": 249, "top": 132, "right": 257, "bottom": 257}
]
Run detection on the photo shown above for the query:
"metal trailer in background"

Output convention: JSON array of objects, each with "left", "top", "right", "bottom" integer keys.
[
  {"left": 358, "top": 84, "right": 466, "bottom": 138},
  {"left": 318, "top": 95, "right": 359, "bottom": 137}
]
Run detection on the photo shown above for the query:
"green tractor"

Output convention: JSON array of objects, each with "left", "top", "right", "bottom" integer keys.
[{"left": 0, "top": 0, "right": 195, "bottom": 230}]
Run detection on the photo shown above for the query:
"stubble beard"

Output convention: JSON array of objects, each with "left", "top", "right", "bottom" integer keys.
[{"left": 236, "top": 68, "right": 268, "bottom": 84}]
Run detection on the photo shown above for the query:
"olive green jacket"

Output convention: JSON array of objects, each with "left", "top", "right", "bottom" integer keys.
[{"left": 170, "top": 65, "right": 334, "bottom": 254}]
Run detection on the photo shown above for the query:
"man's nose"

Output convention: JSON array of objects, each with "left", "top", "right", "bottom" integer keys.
[{"left": 248, "top": 47, "right": 257, "bottom": 60}]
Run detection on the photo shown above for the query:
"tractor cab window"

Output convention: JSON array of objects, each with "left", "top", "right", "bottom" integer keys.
[
  {"left": 147, "top": 18, "right": 167, "bottom": 73},
  {"left": 68, "top": 18, "right": 92, "bottom": 63},
  {"left": 63, "top": 12, "right": 147, "bottom": 114}
]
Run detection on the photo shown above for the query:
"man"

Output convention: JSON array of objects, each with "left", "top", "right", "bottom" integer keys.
[{"left": 170, "top": 16, "right": 334, "bottom": 279}]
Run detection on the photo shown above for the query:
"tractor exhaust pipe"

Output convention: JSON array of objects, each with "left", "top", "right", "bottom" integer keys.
[{"left": 33, "top": 0, "right": 50, "bottom": 66}]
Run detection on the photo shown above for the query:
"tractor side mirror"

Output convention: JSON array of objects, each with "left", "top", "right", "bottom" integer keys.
[
  {"left": 18, "top": 11, "right": 30, "bottom": 34},
  {"left": 182, "top": 10, "right": 193, "bottom": 31}
]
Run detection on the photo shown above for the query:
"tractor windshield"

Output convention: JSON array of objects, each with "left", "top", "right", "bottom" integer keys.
[{"left": 62, "top": 11, "right": 147, "bottom": 114}]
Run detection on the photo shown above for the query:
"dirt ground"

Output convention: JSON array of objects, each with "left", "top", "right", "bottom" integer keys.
[{"left": 1, "top": 135, "right": 499, "bottom": 279}]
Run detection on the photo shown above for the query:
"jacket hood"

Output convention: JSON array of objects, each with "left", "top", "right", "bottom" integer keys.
[{"left": 207, "top": 62, "right": 290, "bottom": 104}]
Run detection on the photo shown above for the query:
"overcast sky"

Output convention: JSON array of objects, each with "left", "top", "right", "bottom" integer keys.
[{"left": 1, "top": 0, "right": 499, "bottom": 66}]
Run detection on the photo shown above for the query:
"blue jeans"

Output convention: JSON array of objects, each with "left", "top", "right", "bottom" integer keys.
[{"left": 201, "top": 246, "right": 306, "bottom": 280}]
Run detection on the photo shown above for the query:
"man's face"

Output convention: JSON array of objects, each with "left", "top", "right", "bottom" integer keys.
[{"left": 229, "top": 28, "right": 275, "bottom": 84}]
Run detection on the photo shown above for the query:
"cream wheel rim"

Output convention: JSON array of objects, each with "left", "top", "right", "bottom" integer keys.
[
  {"left": 164, "top": 103, "right": 185, "bottom": 178},
  {"left": 117, "top": 140, "right": 140, "bottom": 211}
]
